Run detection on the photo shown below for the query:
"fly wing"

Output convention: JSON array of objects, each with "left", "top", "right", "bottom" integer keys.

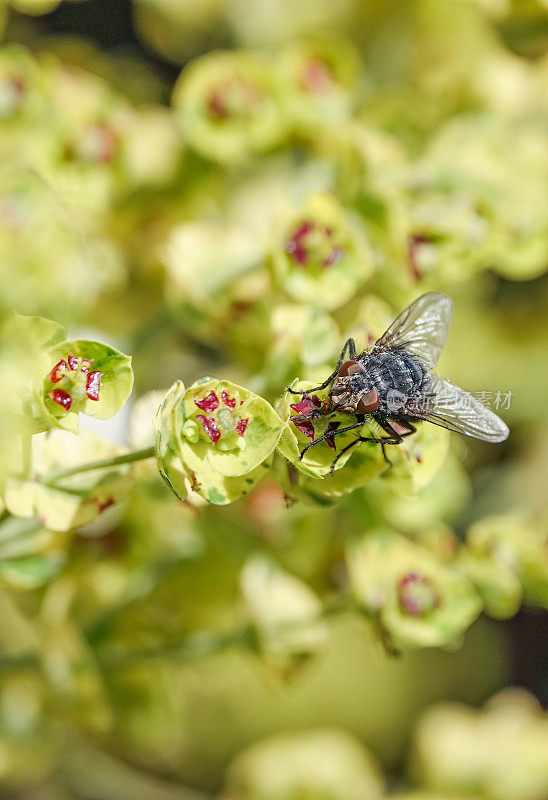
[
  {"left": 407, "top": 373, "right": 509, "bottom": 443},
  {"left": 373, "top": 292, "right": 453, "bottom": 369}
]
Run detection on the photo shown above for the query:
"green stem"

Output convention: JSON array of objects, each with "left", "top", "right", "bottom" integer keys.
[
  {"left": 0, "top": 598, "right": 355, "bottom": 674},
  {"left": 42, "top": 445, "right": 156, "bottom": 485}
]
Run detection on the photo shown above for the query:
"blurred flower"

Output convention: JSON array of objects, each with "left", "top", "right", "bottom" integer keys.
[
  {"left": 240, "top": 554, "right": 328, "bottom": 676},
  {"left": 270, "top": 192, "right": 373, "bottom": 310},
  {"left": 172, "top": 50, "right": 288, "bottom": 163},
  {"left": 222, "top": 727, "right": 384, "bottom": 800},
  {"left": 412, "top": 689, "right": 548, "bottom": 800},
  {"left": 347, "top": 529, "right": 482, "bottom": 651}
]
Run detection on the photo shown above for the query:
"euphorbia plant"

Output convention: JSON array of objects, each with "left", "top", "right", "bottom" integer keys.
[{"left": 1, "top": 300, "right": 544, "bottom": 665}]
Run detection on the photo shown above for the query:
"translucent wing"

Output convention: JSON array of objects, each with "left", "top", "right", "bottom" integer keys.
[
  {"left": 407, "top": 373, "right": 509, "bottom": 443},
  {"left": 374, "top": 292, "right": 453, "bottom": 369}
]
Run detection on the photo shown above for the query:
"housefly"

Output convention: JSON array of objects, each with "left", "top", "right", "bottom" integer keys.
[{"left": 287, "top": 292, "right": 509, "bottom": 474}]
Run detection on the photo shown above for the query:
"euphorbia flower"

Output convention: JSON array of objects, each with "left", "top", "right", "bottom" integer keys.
[
  {"left": 155, "top": 378, "right": 285, "bottom": 505},
  {"left": 271, "top": 193, "right": 373, "bottom": 311},
  {"left": 172, "top": 50, "right": 288, "bottom": 164},
  {"left": 8, "top": 315, "right": 133, "bottom": 435}
]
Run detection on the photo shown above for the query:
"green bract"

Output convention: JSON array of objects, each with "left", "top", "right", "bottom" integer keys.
[
  {"left": 4, "top": 429, "right": 132, "bottom": 532},
  {"left": 155, "top": 379, "right": 285, "bottom": 505},
  {"left": 270, "top": 193, "right": 373, "bottom": 311},
  {"left": 7, "top": 315, "right": 133, "bottom": 435},
  {"left": 172, "top": 50, "right": 287, "bottom": 163},
  {"left": 347, "top": 530, "right": 482, "bottom": 651}
]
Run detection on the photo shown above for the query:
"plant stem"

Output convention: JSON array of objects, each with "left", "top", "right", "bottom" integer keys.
[
  {"left": 0, "top": 598, "right": 356, "bottom": 674},
  {"left": 42, "top": 445, "right": 156, "bottom": 485}
]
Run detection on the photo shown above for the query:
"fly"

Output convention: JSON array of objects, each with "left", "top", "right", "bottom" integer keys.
[{"left": 287, "top": 292, "right": 509, "bottom": 474}]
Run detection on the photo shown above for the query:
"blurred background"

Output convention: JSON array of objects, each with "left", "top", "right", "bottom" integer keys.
[{"left": 0, "top": 1, "right": 547, "bottom": 798}]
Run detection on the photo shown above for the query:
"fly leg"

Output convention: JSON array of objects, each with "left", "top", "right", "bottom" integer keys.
[
  {"left": 327, "top": 424, "right": 407, "bottom": 475},
  {"left": 374, "top": 417, "right": 416, "bottom": 466},
  {"left": 299, "top": 419, "right": 364, "bottom": 460},
  {"left": 286, "top": 338, "right": 357, "bottom": 395},
  {"left": 328, "top": 436, "right": 364, "bottom": 475}
]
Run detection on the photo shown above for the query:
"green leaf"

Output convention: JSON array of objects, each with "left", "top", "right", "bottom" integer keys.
[
  {"left": 458, "top": 550, "right": 523, "bottom": 620},
  {"left": 12, "top": 314, "right": 67, "bottom": 354},
  {"left": 190, "top": 457, "right": 272, "bottom": 506}
]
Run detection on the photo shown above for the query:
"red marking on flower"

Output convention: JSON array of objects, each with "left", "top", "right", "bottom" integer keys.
[
  {"left": 48, "top": 360, "right": 68, "bottom": 383},
  {"left": 96, "top": 497, "right": 115, "bottom": 513},
  {"left": 324, "top": 421, "right": 341, "bottom": 450},
  {"left": 397, "top": 571, "right": 439, "bottom": 616},
  {"left": 236, "top": 417, "right": 250, "bottom": 436},
  {"left": 300, "top": 59, "right": 335, "bottom": 93},
  {"left": 77, "top": 123, "right": 117, "bottom": 164},
  {"left": 293, "top": 418, "right": 315, "bottom": 440},
  {"left": 48, "top": 388, "right": 72, "bottom": 411},
  {"left": 196, "top": 414, "right": 221, "bottom": 444},
  {"left": 85, "top": 371, "right": 102, "bottom": 401},
  {"left": 207, "top": 88, "right": 228, "bottom": 118},
  {"left": 67, "top": 353, "right": 79, "bottom": 370},
  {"left": 93, "top": 123, "right": 118, "bottom": 163},
  {"left": 323, "top": 246, "right": 343, "bottom": 268},
  {"left": 286, "top": 220, "right": 314, "bottom": 266},
  {"left": 416, "top": 455, "right": 422, "bottom": 463},
  {"left": 0, "top": 76, "right": 25, "bottom": 116},
  {"left": 195, "top": 391, "right": 220, "bottom": 413},
  {"left": 207, "top": 79, "right": 262, "bottom": 119},
  {"left": 290, "top": 397, "right": 316, "bottom": 415},
  {"left": 221, "top": 390, "right": 236, "bottom": 408},
  {"left": 408, "top": 234, "right": 429, "bottom": 281}
]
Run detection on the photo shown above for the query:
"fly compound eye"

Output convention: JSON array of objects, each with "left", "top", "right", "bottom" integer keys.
[
  {"left": 338, "top": 359, "right": 365, "bottom": 377},
  {"left": 357, "top": 388, "right": 380, "bottom": 414}
]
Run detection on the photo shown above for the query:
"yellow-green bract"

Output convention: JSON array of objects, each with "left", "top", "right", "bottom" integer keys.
[
  {"left": 7, "top": 315, "right": 133, "bottom": 435},
  {"left": 155, "top": 378, "right": 285, "bottom": 505}
]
